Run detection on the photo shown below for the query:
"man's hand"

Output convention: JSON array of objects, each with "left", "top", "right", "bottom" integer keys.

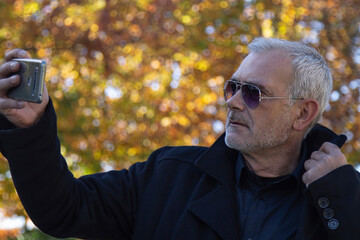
[
  {"left": 0, "top": 49, "right": 49, "bottom": 128},
  {"left": 302, "top": 142, "right": 348, "bottom": 187}
]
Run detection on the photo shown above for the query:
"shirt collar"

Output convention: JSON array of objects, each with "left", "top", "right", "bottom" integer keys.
[{"left": 235, "top": 142, "right": 308, "bottom": 190}]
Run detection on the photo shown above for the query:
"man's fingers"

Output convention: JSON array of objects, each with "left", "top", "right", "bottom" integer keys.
[
  {"left": 303, "top": 141, "right": 347, "bottom": 188},
  {"left": 0, "top": 61, "right": 20, "bottom": 78},
  {"left": 318, "top": 142, "right": 338, "bottom": 154},
  {"left": 302, "top": 171, "right": 312, "bottom": 187},
  {"left": 0, "top": 98, "right": 25, "bottom": 111},
  {"left": 0, "top": 49, "right": 29, "bottom": 77},
  {"left": 310, "top": 150, "right": 329, "bottom": 162},
  {"left": 317, "top": 142, "right": 347, "bottom": 166},
  {"left": 4, "top": 49, "right": 29, "bottom": 62},
  {"left": 0, "top": 75, "right": 20, "bottom": 95},
  {"left": 304, "top": 159, "right": 316, "bottom": 171}
]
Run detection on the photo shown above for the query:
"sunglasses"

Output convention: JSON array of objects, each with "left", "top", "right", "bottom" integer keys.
[{"left": 223, "top": 80, "right": 303, "bottom": 109}]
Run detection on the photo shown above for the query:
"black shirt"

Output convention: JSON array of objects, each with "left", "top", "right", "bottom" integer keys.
[{"left": 235, "top": 144, "right": 307, "bottom": 240}]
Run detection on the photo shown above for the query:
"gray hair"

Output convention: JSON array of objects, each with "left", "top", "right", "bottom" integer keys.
[{"left": 248, "top": 37, "right": 332, "bottom": 129}]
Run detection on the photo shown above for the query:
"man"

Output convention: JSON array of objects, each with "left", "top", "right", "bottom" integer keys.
[{"left": 0, "top": 38, "right": 358, "bottom": 240}]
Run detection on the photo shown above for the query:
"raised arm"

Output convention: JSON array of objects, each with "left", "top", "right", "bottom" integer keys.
[{"left": 0, "top": 50, "right": 140, "bottom": 239}]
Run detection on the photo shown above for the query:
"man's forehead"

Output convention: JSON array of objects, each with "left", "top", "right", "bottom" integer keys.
[{"left": 231, "top": 50, "right": 294, "bottom": 92}]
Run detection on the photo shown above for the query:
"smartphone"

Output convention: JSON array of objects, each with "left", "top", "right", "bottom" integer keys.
[{"left": 7, "top": 58, "right": 46, "bottom": 104}]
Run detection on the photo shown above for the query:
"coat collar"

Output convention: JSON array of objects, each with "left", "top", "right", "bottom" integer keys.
[
  {"left": 194, "top": 133, "right": 238, "bottom": 184},
  {"left": 304, "top": 124, "right": 346, "bottom": 153}
]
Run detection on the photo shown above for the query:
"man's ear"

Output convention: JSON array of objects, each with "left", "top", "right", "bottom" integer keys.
[{"left": 293, "top": 99, "right": 319, "bottom": 131}]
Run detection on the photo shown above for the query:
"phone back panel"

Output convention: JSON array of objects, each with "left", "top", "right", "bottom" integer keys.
[{"left": 7, "top": 59, "right": 46, "bottom": 103}]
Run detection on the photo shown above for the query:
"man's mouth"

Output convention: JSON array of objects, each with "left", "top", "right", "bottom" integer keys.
[
  {"left": 227, "top": 111, "right": 249, "bottom": 129},
  {"left": 229, "top": 120, "right": 247, "bottom": 127},
  {"left": 228, "top": 118, "right": 248, "bottom": 128}
]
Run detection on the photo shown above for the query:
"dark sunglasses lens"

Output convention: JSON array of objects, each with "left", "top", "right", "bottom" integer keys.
[
  {"left": 224, "top": 81, "right": 237, "bottom": 100},
  {"left": 242, "top": 84, "right": 260, "bottom": 109},
  {"left": 224, "top": 81, "right": 261, "bottom": 109}
]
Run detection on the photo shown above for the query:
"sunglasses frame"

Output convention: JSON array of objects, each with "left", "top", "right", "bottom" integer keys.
[{"left": 224, "top": 80, "right": 303, "bottom": 109}]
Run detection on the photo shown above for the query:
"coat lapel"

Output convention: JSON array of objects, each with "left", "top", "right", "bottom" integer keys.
[
  {"left": 189, "top": 183, "right": 239, "bottom": 240},
  {"left": 188, "top": 134, "right": 240, "bottom": 239}
]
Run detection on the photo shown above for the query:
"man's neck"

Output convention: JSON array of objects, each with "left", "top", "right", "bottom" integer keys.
[{"left": 241, "top": 141, "right": 302, "bottom": 178}]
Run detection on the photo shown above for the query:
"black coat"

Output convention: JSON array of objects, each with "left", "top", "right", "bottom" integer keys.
[{"left": 0, "top": 101, "right": 359, "bottom": 240}]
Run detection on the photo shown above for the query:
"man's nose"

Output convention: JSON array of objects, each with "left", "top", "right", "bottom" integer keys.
[{"left": 225, "top": 90, "right": 246, "bottom": 111}]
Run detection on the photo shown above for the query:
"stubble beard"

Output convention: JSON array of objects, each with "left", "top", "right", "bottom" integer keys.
[{"left": 225, "top": 108, "right": 293, "bottom": 154}]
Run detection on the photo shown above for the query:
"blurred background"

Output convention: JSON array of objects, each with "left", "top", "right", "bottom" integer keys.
[{"left": 0, "top": 0, "right": 359, "bottom": 239}]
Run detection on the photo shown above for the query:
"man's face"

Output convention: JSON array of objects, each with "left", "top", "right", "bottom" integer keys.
[{"left": 225, "top": 50, "right": 297, "bottom": 153}]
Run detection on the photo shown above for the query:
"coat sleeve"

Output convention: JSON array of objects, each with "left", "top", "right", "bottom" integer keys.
[
  {"left": 307, "top": 164, "right": 360, "bottom": 239},
  {"left": 0, "top": 99, "right": 162, "bottom": 239}
]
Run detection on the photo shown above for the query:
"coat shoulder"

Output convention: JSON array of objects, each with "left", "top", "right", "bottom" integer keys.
[{"left": 153, "top": 145, "right": 209, "bottom": 165}]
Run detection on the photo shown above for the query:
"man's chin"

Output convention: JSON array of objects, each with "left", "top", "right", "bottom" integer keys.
[
  {"left": 224, "top": 137, "right": 256, "bottom": 153},
  {"left": 224, "top": 131, "right": 246, "bottom": 150}
]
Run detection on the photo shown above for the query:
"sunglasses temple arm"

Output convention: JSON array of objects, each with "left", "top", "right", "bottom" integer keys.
[{"left": 260, "top": 97, "right": 303, "bottom": 100}]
